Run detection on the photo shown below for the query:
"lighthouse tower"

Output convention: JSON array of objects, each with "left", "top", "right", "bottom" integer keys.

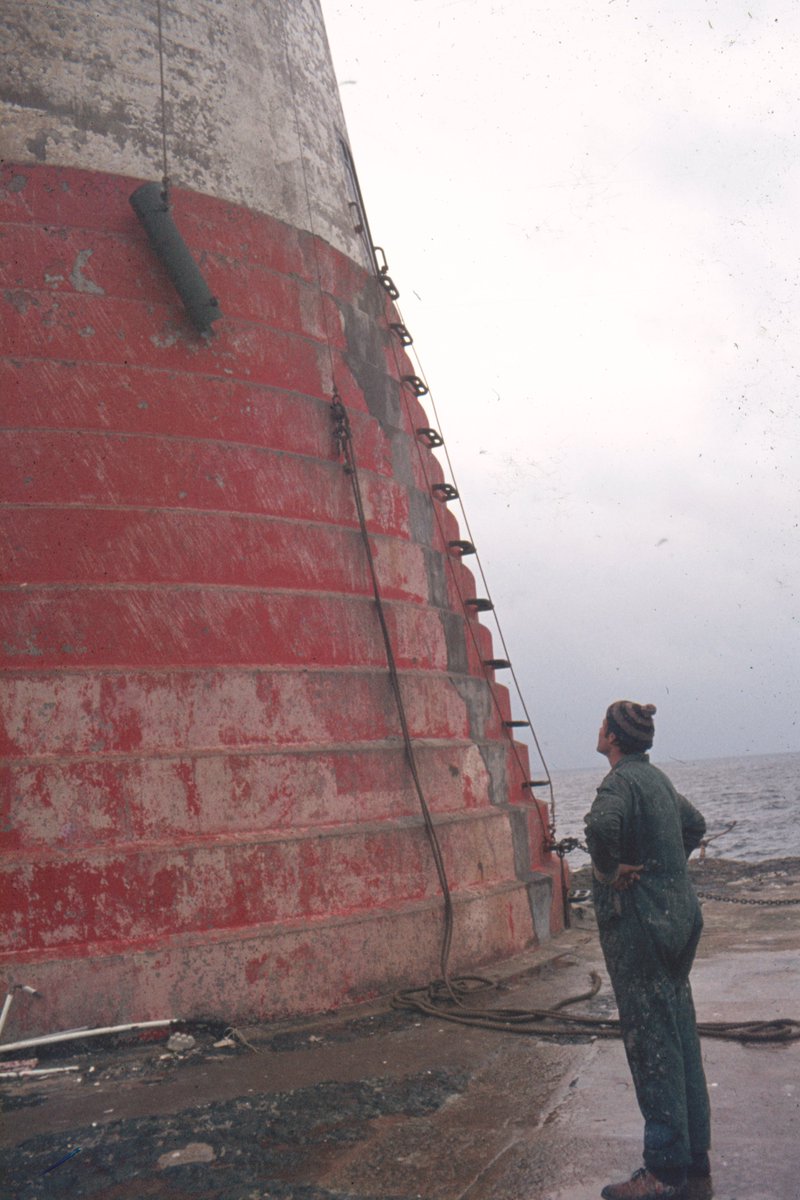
[{"left": 0, "top": 0, "right": 562, "bottom": 1036}]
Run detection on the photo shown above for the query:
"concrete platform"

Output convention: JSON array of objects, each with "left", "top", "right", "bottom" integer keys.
[{"left": 1, "top": 857, "right": 799, "bottom": 1198}]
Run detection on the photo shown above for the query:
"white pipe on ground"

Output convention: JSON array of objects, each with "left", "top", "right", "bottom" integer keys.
[
  {"left": 0, "top": 1018, "right": 176, "bottom": 1055},
  {"left": 0, "top": 1065, "right": 81, "bottom": 1078}
]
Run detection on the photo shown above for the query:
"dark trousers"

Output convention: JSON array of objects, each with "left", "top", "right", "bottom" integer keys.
[{"left": 600, "top": 916, "right": 711, "bottom": 1176}]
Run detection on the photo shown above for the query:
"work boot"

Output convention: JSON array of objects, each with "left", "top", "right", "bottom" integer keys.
[
  {"left": 687, "top": 1178, "right": 713, "bottom": 1200},
  {"left": 601, "top": 1166, "right": 687, "bottom": 1200},
  {"left": 687, "top": 1152, "right": 711, "bottom": 1177}
]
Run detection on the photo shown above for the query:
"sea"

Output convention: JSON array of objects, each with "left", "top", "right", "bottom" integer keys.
[{"left": 548, "top": 751, "right": 800, "bottom": 869}]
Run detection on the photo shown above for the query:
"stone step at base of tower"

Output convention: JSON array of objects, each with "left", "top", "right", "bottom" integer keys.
[{"left": 0, "top": 873, "right": 556, "bottom": 1036}]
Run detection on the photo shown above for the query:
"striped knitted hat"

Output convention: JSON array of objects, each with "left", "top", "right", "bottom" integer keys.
[{"left": 605, "top": 700, "right": 657, "bottom": 750}]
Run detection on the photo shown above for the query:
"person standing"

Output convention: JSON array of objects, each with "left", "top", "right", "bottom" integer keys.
[{"left": 585, "top": 701, "right": 711, "bottom": 1200}]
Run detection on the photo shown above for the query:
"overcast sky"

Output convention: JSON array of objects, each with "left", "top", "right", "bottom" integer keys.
[{"left": 321, "top": 0, "right": 799, "bottom": 769}]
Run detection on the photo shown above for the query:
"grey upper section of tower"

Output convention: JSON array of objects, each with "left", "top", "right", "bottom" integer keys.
[{"left": 0, "top": 0, "right": 367, "bottom": 262}]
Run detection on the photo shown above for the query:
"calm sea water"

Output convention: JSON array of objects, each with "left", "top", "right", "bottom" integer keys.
[{"left": 548, "top": 751, "right": 800, "bottom": 868}]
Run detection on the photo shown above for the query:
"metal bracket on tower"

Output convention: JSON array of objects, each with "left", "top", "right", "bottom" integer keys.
[
  {"left": 432, "top": 483, "right": 459, "bottom": 502},
  {"left": 373, "top": 245, "right": 400, "bottom": 299},
  {"left": 403, "top": 375, "right": 429, "bottom": 397},
  {"left": 465, "top": 598, "right": 494, "bottom": 613},
  {"left": 448, "top": 539, "right": 476, "bottom": 556},
  {"left": 348, "top": 200, "right": 364, "bottom": 235},
  {"left": 390, "top": 322, "right": 413, "bottom": 346}
]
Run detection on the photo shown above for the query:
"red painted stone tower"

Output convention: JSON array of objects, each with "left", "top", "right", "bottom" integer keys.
[{"left": 0, "top": 0, "right": 562, "bottom": 1036}]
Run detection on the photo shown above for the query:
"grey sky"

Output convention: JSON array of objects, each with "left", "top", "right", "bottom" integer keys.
[{"left": 322, "top": 0, "right": 799, "bottom": 768}]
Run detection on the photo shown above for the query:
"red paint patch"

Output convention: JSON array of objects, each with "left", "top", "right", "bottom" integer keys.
[{"left": 1, "top": 161, "right": 562, "bottom": 1028}]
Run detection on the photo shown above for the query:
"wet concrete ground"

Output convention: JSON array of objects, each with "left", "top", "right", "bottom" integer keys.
[{"left": 2, "top": 857, "right": 799, "bottom": 1200}]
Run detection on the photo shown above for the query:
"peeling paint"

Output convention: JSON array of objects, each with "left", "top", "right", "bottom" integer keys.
[
  {"left": 3, "top": 633, "right": 43, "bottom": 657},
  {"left": 150, "top": 329, "right": 179, "bottom": 348},
  {"left": 70, "top": 248, "right": 104, "bottom": 295},
  {"left": 4, "top": 289, "right": 36, "bottom": 315},
  {"left": 25, "top": 130, "right": 49, "bottom": 161}
]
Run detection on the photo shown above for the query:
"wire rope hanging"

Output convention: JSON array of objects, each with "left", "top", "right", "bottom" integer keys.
[
  {"left": 335, "top": 147, "right": 580, "bottom": 916},
  {"left": 360, "top": 236, "right": 556, "bottom": 846},
  {"left": 330, "top": 397, "right": 458, "bottom": 996},
  {"left": 279, "top": 1, "right": 461, "bottom": 993},
  {"left": 372, "top": 260, "right": 576, "bottom": 923},
  {"left": 277, "top": 0, "right": 337, "bottom": 387},
  {"left": 155, "top": 0, "right": 170, "bottom": 203},
  {"left": 129, "top": 1, "right": 223, "bottom": 335},
  {"left": 330, "top": 173, "right": 559, "bottom": 836}
]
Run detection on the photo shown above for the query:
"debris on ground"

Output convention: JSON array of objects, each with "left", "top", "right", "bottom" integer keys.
[
  {"left": 166, "top": 1032, "right": 196, "bottom": 1053},
  {"left": 158, "top": 1141, "right": 216, "bottom": 1169}
]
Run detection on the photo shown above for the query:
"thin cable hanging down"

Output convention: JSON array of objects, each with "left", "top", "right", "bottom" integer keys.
[
  {"left": 279, "top": 0, "right": 337, "bottom": 387},
  {"left": 335, "top": 202, "right": 577, "bottom": 920},
  {"left": 290, "top": 29, "right": 459, "bottom": 992},
  {"left": 387, "top": 262, "right": 576, "bottom": 920},
  {"left": 330, "top": 178, "right": 557, "bottom": 826},
  {"left": 360, "top": 239, "right": 556, "bottom": 841},
  {"left": 330, "top": 395, "right": 457, "bottom": 996},
  {"left": 340, "top": 139, "right": 541, "bottom": 803},
  {"left": 155, "top": 0, "right": 170, "bottom": 203},
  {"left": 406, "top": 344, "right": 557, "bottom": 826},
  {"left": 130, "top": 0, "right": 222, "bottom": 335}
]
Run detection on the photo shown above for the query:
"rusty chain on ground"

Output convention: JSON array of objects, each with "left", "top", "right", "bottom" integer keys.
[
  {"left": 570, "top": 883, "right": 800, "bottom": 907},
  {"left": 694, "top": 890, "right": 800, "bottom": 907}
]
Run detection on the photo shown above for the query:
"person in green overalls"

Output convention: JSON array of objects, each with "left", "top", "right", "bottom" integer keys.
[{"left": 585, "top": 700, "right": 711, "bottom": 1200}]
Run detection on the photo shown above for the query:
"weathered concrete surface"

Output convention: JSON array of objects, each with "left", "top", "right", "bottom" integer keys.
[
  {"left": 0, "top": 0, "right": 367, "bottom": 260},
  {"left": 1, "top": 857, "right": 798, "bottom": 1199}
]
